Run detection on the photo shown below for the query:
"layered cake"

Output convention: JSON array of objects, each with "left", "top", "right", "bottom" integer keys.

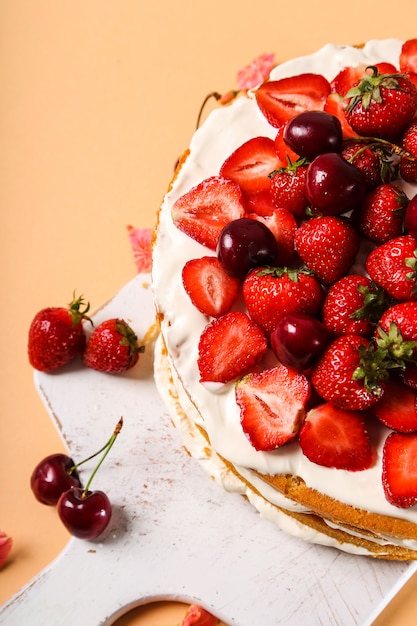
[{"left": 152, "top": 39, "right": 417, "bottom": 559}]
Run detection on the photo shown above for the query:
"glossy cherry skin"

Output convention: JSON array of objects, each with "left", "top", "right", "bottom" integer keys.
[
  {"left": 305, "top": 152, "right": 366, "bottom": 215},
  {"left": 270, "top": 313, "right": 329, "bottom": 370},
  {"left": 30, "top": 453, "right": 82, "bottom": 505},
  {"left": 216, "top": 217, "right": 278, "bottom": 278},
  {"left": 283, "top": 111, "right": 343, "bottom": 159},
  {"left": 405, "top": 194, "right": 417, "bottom": 239},
  {"left": 57, "top": 488, "right": 112, "bottom": 540}
]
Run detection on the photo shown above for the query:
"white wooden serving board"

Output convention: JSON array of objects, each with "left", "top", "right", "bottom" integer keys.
[{"left": 1, "top": 274, "right": 416, "bottom": 626}]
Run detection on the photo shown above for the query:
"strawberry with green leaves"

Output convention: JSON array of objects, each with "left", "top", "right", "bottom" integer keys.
[
  {"left": 83, "top": 318, "right": 144, "bottom": 373},
  {"left": 382, "top": 432, "right": 417, "bottom": 508},
  {"left": 242, "top": 266, "right": 324, "bottom": 335},
  {"left": 269, "top": 158, "right": 309, "bottom": 218},
  {"left": 294, "top": 216, "right": 359, "bottom": 285},
  {"left": 353, "top": 183, "right": 408, "bottom": 244},
  {"left": 299, "top": 403, "right": 373, "bottom": 471},
  {"left": 341, "top": 140, "right": 397, "bottom": 190},
  {"left": 182, "top": 256, "right": 240, "bottom": 318},
  {"left": 311, "top": 334, "right": 387, "bottom": 411},
  {"left": 197, "top": 311, "right": 267, "bottom": 383},
  {"left": 28, "top": 294, "right": 91, "bottom": 372},
  {"left": 172, "top": 176, "right": 246, "bottom": 250},
  {"left": 321, "top": 274, "right": 389, "bottom": 338},
  {"left": 365, "top": 234, "right": 417, "bottom": 301},
  {"left": 344, "top": 66, "right": 417, "bottom": 140},
  {"left": 236, "top": 365, "right": 311, "bottom": 451}
]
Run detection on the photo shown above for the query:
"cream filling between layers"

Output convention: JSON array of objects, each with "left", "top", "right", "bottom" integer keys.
[{"left": 152, "top": 40, "right": 417, "bottom": 530}]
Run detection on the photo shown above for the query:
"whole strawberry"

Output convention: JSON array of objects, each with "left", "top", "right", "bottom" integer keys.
[
  {"left": 311, "top": 334, "right": 387, "bottom": 410},
  {"left": 294, "top": 215, "right": 359, "bottom": 284},
  {"left": 83, "top": 318, "right": 144, "bottom": 373},
  {"left": 340, "top": 140, "right": 396, "bottom": 190},
  {"left": 344, "top": 67, "right": 417, "bottom": 140},
  {"left": 365, "top": 234, "right": 417, "bottom": 301},
  {"left": 243, "top": 266, "right": 324, "bottom": 334},
  {"left": 399, "top": 119, "right": 417, "bottom": 182},
  {"left": 28, "top": 294, "right": 90, "bottom": 372},
  {"left": 269, "top": 158, "right": 309, "bottom": 218},
  {"left": 353, "top": 183, "right": 408, "bottom": 244}
]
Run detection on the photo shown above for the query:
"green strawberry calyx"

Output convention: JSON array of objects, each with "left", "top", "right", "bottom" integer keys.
[
  {"left": 68, "top": 292, "right": 92, "bottom": 327},
  {"left": 115, "top": 319, "right": 145, "bottom": 357},
  {"left": 345, "top": 66, "right": 409, "bottom": 113}
]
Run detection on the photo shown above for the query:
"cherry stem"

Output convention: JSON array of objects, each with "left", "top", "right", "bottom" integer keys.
[
  {"left": 196, "top": 91, "right": 222, "bottom": 129},
  {"left": 72, "top": 417, "right": 123, "bottom": 496}
]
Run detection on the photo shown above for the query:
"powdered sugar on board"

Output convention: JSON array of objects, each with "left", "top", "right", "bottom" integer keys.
[{"left": 0, "top": 274, "right": 415, "bottom": 626}]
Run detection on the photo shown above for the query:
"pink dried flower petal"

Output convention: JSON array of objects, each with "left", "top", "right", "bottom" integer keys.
[
  {"left": 0, "top": 529, "right": 12, "bottom": 568},
  {"left": 181, "top": 604, "right": 218, "bottom": 626},
  {"left": 237, "top": 52, "right": 276, "bottom": 90},
  {"left": 127, "top": 225, "right": 153, "bottom": 273}
]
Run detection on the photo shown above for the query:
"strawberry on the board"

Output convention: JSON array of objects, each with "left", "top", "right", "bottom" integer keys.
[
  {"left": 83, "top": 318, "right": 144, "bottom": 373},
  {"left": 242, "top": 266, "right": 324, "bottom": 334},
  {"left": 311, "top": 334, "right": 386, "bottom": 411},
  {"left": 236, "top": 365, "right": 311, "bottom": 451},
  {"left": 353, "top": 183, "right": 408, "bottom": 244},
  {"left": 219, "top": 136, "right": 279, "bottom": 194},
  {"left": 294, "top": 215, "right": 359, "bottom": 285},
  {"left": 269, "top": 157, "right": 309, "bottom": 218},
  {"left": 321, "top": 274, "right": 389, "bottom": 338},
  {"left": 247, "top": 207, "right": 297, "bottom": 266},
  {"left": 299, "top": 403, "right": 373, "bottom": 471},
  {"left": 197, "top": 311, "right": 267, "bottom": 383},
  {"left": 182, "top": 256, "right": 240, "bottom": 318},
  {"left": 344, "top": 66, "right": 417, "bottom": 140},
  {"left": 400, "top": 38, "right": 417, "bottom": 75},
  {"left": 171, "top": 176, "right": 246, "bottom": 250},
  {"left": 371, "top": 376, "right": 417, "bottom": 433},
  {"left": 365, "top": 234, "right": 417, "bottom": 301},
  {"left": 255, "top": 73, "right": 331, "bottom": 128},
  {"left": 28, "top": 294, "right": 91, "bottom": 372},
  {"left": 382, "top": 431, "right": 417, "bottom": 508}
]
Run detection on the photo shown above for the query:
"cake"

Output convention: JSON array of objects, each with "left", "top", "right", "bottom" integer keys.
[{"left": 152, "top": 39, "right": 417, "bottom": 560}]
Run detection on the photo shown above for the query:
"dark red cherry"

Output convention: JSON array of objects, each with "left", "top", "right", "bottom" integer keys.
[
  {"left": 283, "top": 111, "right": 343, "bottom": 159},
  {"left": 305, "top": 152, "right": 366, "bottom": 215},
  {"left": 57, "top": 488, "right": 112, "bottom": 540},
  {"left": 270, "top": 313, "right": 329, "bottom": 370},
  {"left": 30, "top": 453, "right": 82, "bottom": 505},
  {"left": 405, "top": 194, "right": 417, "bottom": 239},
  {"left": 216, "top": 217, "right": 278, "bottom": 278}
]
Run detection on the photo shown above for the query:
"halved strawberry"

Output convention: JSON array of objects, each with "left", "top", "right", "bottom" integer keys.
[
  {"left": 372, "top": 376, "right": 417, "bottom": 433},
  {"left": 324, "top": 93, "right": 359, "bottom": 139},
  {"left": 236, "top": 365, "right": 311, "bottom": 451},
  {"left": 255, "top": 73, "right": 331, "bottom": 128},
  {"left": 219, "top": 136, "right": 279, "bottom": 193},
  {"left": 274, "top": 124, "right": 300, "bottom": 167},
  {"left": 400, "top": 39, "right": 417, "bottom": 74},
  {"left": 299, "top": 403, "right": 373, "bottom": 471},
  {"left": 172, "top": 176, "right": 246, "bottom": 250},
  {"left": 247, "top": 208, "right": 297, "bottom": 266},
  {"left": 382, "top": 431, "right": 417, "bottom": 507},
  {"left": 197, "top": 311, "right": 267, "bottom": 383},
  {"left": 182, "top": 256, "right": 241, "bottom": 318}
]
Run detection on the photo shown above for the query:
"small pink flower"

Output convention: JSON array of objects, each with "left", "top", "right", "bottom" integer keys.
[
  {"left": 181, "top": 604, "right": 218, "bottom": 626},
  {"left": 0, "top": 529, "right": 12, "bottom": 568},
  {"left": 127, "top": 225, "right": 153, "bottom": 273},
  {"left": 237, "top": 52, "right": 276, "bottom": 90}
]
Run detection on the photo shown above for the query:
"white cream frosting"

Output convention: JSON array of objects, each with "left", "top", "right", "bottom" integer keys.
[{"left": 152, "top": 40, "right": 417, "bottom": 545}]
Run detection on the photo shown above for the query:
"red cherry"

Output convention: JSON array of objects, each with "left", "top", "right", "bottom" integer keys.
[
  {"left": 30, "top": 453, "right": 82, "bottom": 505},
  {"left": 405, "top": 194, "right": 417, "bottom": 239},
  {"left": 57, "top": 488, "right": 112, "bottom": 540},
  {"left": 270, "top": 313, "right": 329, "bottom": 370}
]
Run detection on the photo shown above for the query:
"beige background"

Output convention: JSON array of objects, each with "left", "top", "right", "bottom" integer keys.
[{"left": 2, "top": 1, "right": 417, "bottom": 623}]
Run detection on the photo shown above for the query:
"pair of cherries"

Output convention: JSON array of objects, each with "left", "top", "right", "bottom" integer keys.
[{"left": 30, "top": 418, "right": 122, "bottom": 540}]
